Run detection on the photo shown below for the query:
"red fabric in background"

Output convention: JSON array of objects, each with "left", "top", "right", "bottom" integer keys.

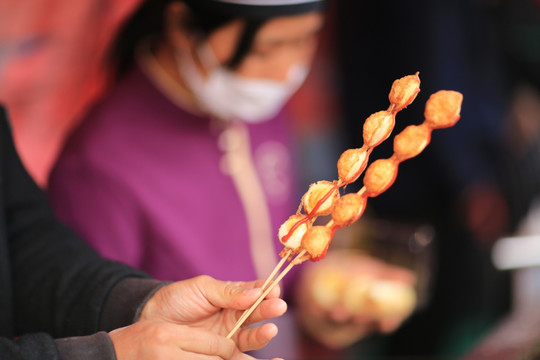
[{"left": 0, "top": 0, "right": 141, "bottom": 187}]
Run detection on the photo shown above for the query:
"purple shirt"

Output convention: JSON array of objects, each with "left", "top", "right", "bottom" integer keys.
[{"left": 48, "top": 65, "right": 299, "bottom": 283}]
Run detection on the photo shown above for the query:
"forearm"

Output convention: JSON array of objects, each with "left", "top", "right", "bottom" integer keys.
[
  {"left": 10, "top": 222, "right": 151, "bottom": 337},
  {"left": 0, "top": 332, "right": 115, "bottom": 360},
  {"left": 55, "top": 332, "right": 116, "bottom": 360},
  {"left": 0, "top": 115, "right": 150, "bottom": 336},
  {"left": 0, "top": 278, "right": 165, "bottom": 360}
]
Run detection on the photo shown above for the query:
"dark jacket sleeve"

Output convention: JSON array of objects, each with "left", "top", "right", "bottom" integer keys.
[
  {"left": 0, "top": 332, "right": 115, "bottom": 360},
  {"left": 0, "top": 108, "right": 163, "bottom": 358}
]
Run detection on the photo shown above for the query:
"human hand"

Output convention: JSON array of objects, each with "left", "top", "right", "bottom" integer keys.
[
  {"left": 111, "top": 275, "right": 287, "bottom": 359},
  {"left": 296, "top": 250, "right": 416, "bottom": 349},
  {"left": 110, "top": 319, "right": 243, "bottom": 359}
]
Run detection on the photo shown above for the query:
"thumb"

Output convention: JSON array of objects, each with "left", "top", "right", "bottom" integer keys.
[{"left": 198, "top": 276, "right": 263, "bottom": 310}]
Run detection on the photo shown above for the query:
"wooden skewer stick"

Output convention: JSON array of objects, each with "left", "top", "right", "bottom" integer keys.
[
  {"left": 357, "top": 187, "right": 367, "bottom": 197},
  {"left": 261, "top": 250, "right": 291, "bottom": 290},
  {"left": 226, "top": 250, "right": 306, "bottom": 339}
]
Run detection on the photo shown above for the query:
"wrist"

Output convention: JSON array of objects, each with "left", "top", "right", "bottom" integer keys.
[
  {"left": 137, "top": 281, "right": 174, "bottom": 321},
  {"left": 100, "top": 278, "right": 164, "bottom": 331}
]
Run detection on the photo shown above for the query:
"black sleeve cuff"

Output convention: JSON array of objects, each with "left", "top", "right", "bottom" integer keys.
[
  {"left": 55, "top": 332, "right": 115, "bottom": 360},
  {"left": 100, "top": 278, "right": 165, "bottom": 331}
]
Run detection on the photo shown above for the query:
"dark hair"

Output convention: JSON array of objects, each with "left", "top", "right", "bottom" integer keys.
[{"left": 109, "top": 0, "right": 267, "bottom": 79}]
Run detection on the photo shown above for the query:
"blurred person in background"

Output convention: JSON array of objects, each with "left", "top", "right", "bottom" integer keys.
[
  {"left": 0, "top": 0, "right": 141, "bottom": 186},
  {"left": 47, "top": 0, "right": 416, "bottom": 358},
  {"left": 334, "top": 0, "right": 540, "bottom": 357}
]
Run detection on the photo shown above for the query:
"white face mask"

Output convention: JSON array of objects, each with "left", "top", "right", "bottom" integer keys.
[{"left": 176, "top": 42, "right": 309, "bottom": 123}]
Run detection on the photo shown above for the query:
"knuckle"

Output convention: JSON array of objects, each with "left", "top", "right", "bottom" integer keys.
[
  {"left": 223, "top": 282, "right": 237, "bottom": 297},
  {"left": 207, "top": 336, "right": 220, "bottom": 354},
  {"left": 195, "top": 274, "right": 212, "bottom": 285}
]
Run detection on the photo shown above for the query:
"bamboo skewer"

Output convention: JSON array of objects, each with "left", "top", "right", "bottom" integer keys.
[
  {"left": 261, "top": 250, "right": 291, "bottom": 290},
  {"left": 357, "top": 187, "right": 367, "bottom": 197},
  {"left": 226, "top": 250, "right": 306, "bottom": 339}
]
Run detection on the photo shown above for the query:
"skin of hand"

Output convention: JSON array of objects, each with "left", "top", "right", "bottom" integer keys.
[
  {"left": 110, "top": 275, "right": 287, "bottom": 360},
  {"left": 295, "top": 251, "right": 416, "bottom": 349}
]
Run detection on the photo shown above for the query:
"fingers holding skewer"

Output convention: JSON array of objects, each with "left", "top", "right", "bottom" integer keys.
[{"left": 227, "top": 251, "right": 306, "bottom": 339}]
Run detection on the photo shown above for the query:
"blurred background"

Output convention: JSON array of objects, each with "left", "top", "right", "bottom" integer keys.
[{"left": 2, "top": 0, "right": 540, "bottom": 358}]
